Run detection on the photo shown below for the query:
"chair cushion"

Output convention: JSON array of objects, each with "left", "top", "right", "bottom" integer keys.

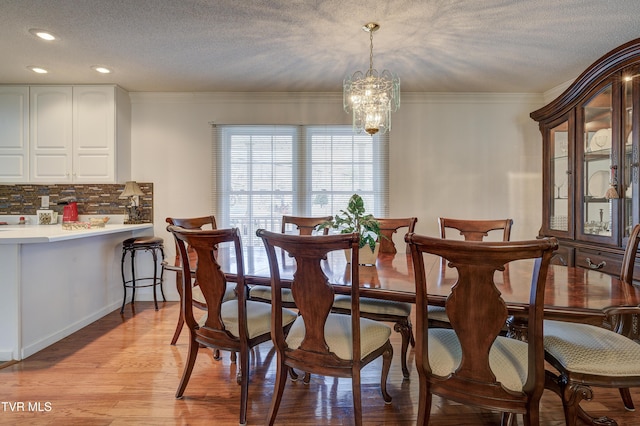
[
  {"left": 191, "top": 282, "right": 236, "bottom": 305},
  {"left": 427, "top": 328, "right": 528, "bottom": 392},
  {"left": 286, "top": 313, "right": 391, "bottom": 360},
  {"left": 544, "top": 320, "right": 640, "bottom": 376},
  {"left": 199, "top": 300, "right": 296, "bottom": 339},
  {"left": 427, "top": 305, "right": 449, "bottom": 323},
  {"left": 249, "top": 285, "right": 295, "bottom": 304},
  {"left": 123, "top": 236, "right": 164, "bottom": 248},
  {"left": 333, "top": 295, "right": 412, "bottom": 317}
]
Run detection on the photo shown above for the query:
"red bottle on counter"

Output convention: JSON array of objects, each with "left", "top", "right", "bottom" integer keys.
[{"left": 63, "top": 202, "right": 78, "bottom": 222}]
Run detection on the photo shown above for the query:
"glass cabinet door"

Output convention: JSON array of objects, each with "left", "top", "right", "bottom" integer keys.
[
  {"left": 549, "top": 122, "right": 570, "bottom": 233},
  {"left": 623, "top": 69, "right": 639, "bottom": 240},
  {"left": 580, "top": 83, "right": 616, "bottom": 242}
]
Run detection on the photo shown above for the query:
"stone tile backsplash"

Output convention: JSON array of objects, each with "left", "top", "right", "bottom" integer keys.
[{"left": 0, "top": 183, "right": 154, "bottom": 223}]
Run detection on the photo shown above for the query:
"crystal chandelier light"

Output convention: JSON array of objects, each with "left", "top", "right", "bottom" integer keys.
[{"left": 344, "top": 22, "right": 400, "bottom": 135}]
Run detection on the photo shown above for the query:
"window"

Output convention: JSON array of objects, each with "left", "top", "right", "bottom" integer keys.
[{"left": 214, "top": 125, "right": 388, "bottom": 246}]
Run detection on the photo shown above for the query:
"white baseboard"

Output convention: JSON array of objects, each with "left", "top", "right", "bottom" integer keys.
[{"left": 20, "top": 302, "right": 121, "bottom": 360}]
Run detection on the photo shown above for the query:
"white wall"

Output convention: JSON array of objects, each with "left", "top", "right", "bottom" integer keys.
[{"left": 130, "top": 91, "right": 545, "bottom": 299}]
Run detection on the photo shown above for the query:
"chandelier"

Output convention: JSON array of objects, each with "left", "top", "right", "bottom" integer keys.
[{"left": 343, "top": 22, "right": 400, "bottom": 135}]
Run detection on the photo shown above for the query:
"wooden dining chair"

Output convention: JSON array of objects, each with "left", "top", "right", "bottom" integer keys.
[
  {"left": 167, "top": 225, "right": 297, "bottom": 426},
  {"left": 438, "top": 217, "right": 513, "bottom": 241},
  {"left": 406, "top": 232, "right": 558, "bottom": 425},
  {"left": 431, "top": 217, "right": 514, "bottom": 327},
  {"left": 376, "top": 217, "right": 418, "bottom": 254},
  {"left": 249, "top": 215, "right": 332, "bottom": 308},
  {"left": 165, "top": 216, "right": 235, "bottom": 346},
  {"left": 281, "top": 214, "right": 333, "bottom": 235},
  {"left": 257, "top": 229, "right": 393, "bottom": 426},
  {"left": 543, "top": 224, "right": 640, "bottom": 425},
  {"left": 332, "top": 216, "right": 418, "bottom": 379}
]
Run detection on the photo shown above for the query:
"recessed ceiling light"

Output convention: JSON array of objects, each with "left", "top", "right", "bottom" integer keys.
[
  {"left": 28, "top": 66, "right": 48, "bottom": 74},
  {"left": 29, "top": 28, "right": 57, "bottom": 41},
  {"left": 91, "top": 66, "right": 113, "bottom": 74}
]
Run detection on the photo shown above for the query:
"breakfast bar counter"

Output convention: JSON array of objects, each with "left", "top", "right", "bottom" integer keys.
[
  {"left": 0, "top": 223, "right": 153, "bottom": 361},
  {"left": 0, "top": 223, "right": 152, "bottom": 244}
]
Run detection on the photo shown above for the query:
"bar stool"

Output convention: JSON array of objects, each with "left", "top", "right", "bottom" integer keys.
[{"left": 120, "top": 236, "right": 166, "bottom": 313}]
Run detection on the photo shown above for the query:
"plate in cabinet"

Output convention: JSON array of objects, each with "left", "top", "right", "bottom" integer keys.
[
  {"left": 588, "top": 170, "right": 609, "bottom": 198},
  {"left": 589, "top": 128, "right": 611, "bottom": 151}
]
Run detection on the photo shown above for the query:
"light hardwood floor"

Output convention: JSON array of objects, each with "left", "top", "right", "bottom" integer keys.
[{"left": 1, "top": 301, "right": 639, "bottom": 425}]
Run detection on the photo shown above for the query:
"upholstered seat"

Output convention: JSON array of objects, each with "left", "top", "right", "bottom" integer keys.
[
  {"left": 248, "top": 285, "right": 295, "bottom": 305},
  {"left": 426, "top": 305, "right": 449, "bottom": 322},
  {"left": 201, "top": 299, "right": 295, "bottom": 340},
  {"left": 286, "top": 314, "right": 391, "bottom": 360},
  {"left": 544, "top": 320, "right": 640, "bottom": 377},
  {"left": 428, "top": 329, "right": 530, "bottom": 392},
  {"left": 333, "top": 295, "right": 411, "bottom": 317}
]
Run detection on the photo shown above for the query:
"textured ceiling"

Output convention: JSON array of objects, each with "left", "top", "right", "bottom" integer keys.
[{"left": 1, "top": 0, "right": 639, "bottom": 93}]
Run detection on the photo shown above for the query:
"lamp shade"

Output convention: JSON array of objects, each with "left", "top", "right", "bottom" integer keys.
[{"left": 120, "top": 181, "right": 144, "bottom": 198}]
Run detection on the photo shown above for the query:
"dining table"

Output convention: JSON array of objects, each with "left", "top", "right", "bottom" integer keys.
[
  {"left": 189, "top": 242, "right": 640, "bottom": 425},
  {"left": 212, "top": 244, "right": 640, "bottom": 324}
]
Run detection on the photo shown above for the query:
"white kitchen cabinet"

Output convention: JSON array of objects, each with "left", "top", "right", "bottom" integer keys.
[
  {"left": 0, "top": 86, "right": 30, "bottom": 182},
  {"left": 73, "top": 86, "right": 116, "bottom": 181},
  {"left": 29, "top": 86, "right": 73, "bottom": 182},
  {"left": 28, "top": 85, "right": 130, "bottom": 183}
]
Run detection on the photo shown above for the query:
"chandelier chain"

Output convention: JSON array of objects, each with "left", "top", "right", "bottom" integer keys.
[{"left": 369, "top": 30, "right": 374, "bottom": 73}]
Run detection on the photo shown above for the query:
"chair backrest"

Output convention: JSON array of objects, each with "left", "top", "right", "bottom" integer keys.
[
  {"left": 167, "top": 225, "right": 246, "bottom": 345},
  {"left": 257, "top": 229, "right": 362, "bottom": 364},
  {"left": 613, "top": 224, "right": 640, "bottom": 336},
  {"left": 166, "top": 216, "right": 217, "bottom": 267},
  {"left": 281, "top": 215, "right": 332, "bottom": 235},
  {"left": 406, "top": 232, "right": 557, "bottom": 410},
  {"left": 438, "top": 217, "right": 513, "bottom": 242},
  {"left": 376, "top": 217, "right": 418, "bottom": 253},
  {"left": 620, "top": 223, "right": 640, "bottom": 285}
]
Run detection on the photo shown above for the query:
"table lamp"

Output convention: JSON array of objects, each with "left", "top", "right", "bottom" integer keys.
[{"left": 120, "top": 181, "right": 145, "bottom": 224}]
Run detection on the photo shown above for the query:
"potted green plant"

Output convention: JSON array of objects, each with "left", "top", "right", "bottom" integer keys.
[{"left": 317, "top": 193, "right": 382, "bottom": 265}]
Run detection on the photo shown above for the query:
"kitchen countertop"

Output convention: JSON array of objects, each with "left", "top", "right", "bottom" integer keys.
[
  {"left": 0, "top": 219, "right": 155, "bottom": 361},
  {"left": 0, "top": 223, "right": 153, "bottom": 244}
]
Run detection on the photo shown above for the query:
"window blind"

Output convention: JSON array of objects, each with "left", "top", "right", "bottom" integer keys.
[{"left": 213, "top": 124, "right": 388, "bottom": 246}]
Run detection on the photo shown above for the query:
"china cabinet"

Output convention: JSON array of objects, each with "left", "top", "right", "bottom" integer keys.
[{"left": 531, "top": 38, "right": 640, "bottom": 275}]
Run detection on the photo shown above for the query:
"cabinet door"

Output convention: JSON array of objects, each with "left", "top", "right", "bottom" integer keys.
[
  {"left": 577, "top": 82, "right": 618, "bottom": 245},
  {"left": 545, "top": 114, "right": 574, "bottom": 237},
  {"left": 29, "top": 86, "right": 73, "bottom": 182},
  {"left": 73, "top": 86, "right": 115, "bottom": 182},
  {"left": 0, "top": 87, "right": 29, "bottom": 182},
  {"left": 622, "top": 67, "right": 639, "bottom": 245}
]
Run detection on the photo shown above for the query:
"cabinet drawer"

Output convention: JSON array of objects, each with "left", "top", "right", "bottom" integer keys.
[{"left": 575, "top": 248, "right": 621, "bottom": 276}]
